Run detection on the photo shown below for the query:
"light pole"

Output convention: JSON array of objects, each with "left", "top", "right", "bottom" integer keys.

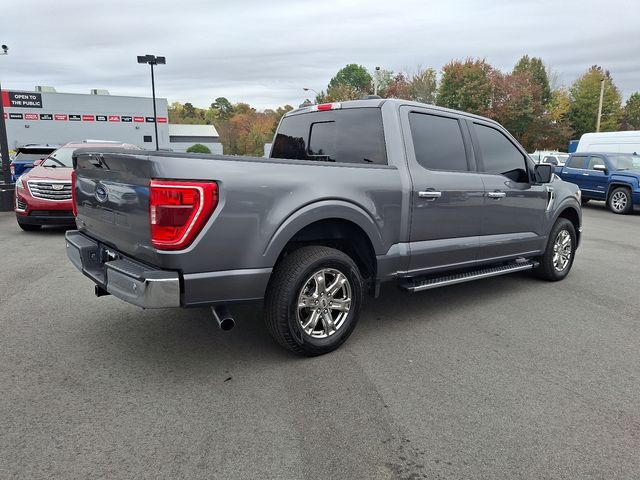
[
  {"left": 596, "top": 77, "right": 605, "bottom": 133},
  {"left": 303, "top": 87, "right": 318, "bottom": 98},
  {"left": 373, "top": 66, "right": 381, "bottom": 96},
  {"left": 0, "top": 44, "right": 14, "bottom": 212},
  {"left": 137, "top": 54, "right": 165, "bottom": 151}
]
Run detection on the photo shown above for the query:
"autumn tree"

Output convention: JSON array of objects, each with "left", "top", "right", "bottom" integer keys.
[
  {"left": 384, "top": 73, "right": 412, "bottom": 99},
  {"left": 382, "top": 68, "right": 437, "bottom": 104},
  {"left": 513, "top": 55, "right": 551, "bottom": 106},
  {"left": 409, "top": 68, "right": 437, "bottom": 104},
  {"left": 489, "top": 71, "right": 544, "bottom": 150},
  {"left": 316, "top": 83, "right": 362, "bottom": 103},
  {"left": 264, "top": 105, "right": 294, "bottom": 134},
  {"left": 568, "top": 65, "right": 623, "bottom": 136},
  {"left": 548, "top": 88, "right": 571, "bottom": 123},
  {"left": 622, "top": 92, "right": 640, "bottom": 130},
  {"left": 437, "top": 58, "right": 494, "bottom": 115}
]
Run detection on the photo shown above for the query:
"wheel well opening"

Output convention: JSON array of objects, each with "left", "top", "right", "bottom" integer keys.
[
  {"left": 609, "top": 183, "right": 632, "bottom": 196},
  {"left": 278, "top": 219, "right": 376, "bottom": 281},
  {"left": 558, "top": 207, "right": 580, "bottom": 242}
]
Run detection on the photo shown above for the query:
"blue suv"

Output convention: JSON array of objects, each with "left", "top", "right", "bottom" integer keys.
[{"left": 557, "top": 152, "right": 640, "bottom": 214}]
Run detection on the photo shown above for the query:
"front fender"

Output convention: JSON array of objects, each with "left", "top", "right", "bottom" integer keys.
[
  {"left": 607, "top": 176, "right": 639, "bottom": 197},
  {"left": 263, "top": 200, "right": 386, "bottom": 264}
]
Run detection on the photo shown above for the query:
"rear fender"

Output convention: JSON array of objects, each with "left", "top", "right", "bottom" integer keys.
[{"left": 263, "top": 200, "right": 385, "bottom": 264}]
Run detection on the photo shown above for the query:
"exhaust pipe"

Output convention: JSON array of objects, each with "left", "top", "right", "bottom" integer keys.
[{"left": 211, "top": 305, "right": 235, "bottom": 331}]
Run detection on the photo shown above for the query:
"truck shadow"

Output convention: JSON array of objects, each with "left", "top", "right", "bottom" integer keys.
[{"left": 88, "top": 271, "right": 540, "bottom": 374}]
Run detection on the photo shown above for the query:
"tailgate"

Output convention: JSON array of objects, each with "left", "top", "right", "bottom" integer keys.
[{"left": 74, "top": 149, "right": 159, "bottom": 265}]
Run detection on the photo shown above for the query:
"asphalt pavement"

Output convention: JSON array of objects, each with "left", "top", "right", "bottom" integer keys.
[{"left": 1, "top": 202, "right": 639, "bottom": 479}]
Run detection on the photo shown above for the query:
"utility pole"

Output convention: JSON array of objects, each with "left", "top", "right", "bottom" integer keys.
[
  {"left": 596, "top": 77, "right": 605, "bottom": 132},
  {"left": 373, "top": 66, "right": 381, "bottom": 96}
]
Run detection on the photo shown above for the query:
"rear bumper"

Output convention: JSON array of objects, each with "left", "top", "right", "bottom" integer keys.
[
  {"left": 65, "top": 230, "right": 181, "bottom": 309},
  {"left": 65, "top": 230, "right": 273, "bottom": 308}
]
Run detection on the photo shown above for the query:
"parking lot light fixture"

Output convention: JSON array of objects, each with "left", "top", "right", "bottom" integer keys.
[
  {"left": 303, "top": 87, "right": 318, "bottom": 97},
  {"left": 137, "top": 54, "right": 166, "bottom": 151},
  {"left": 0, "top": 43, "right": 15, "bottom": 211}
]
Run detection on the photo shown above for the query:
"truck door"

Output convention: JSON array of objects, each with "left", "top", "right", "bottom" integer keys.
[
  {"left": 400, "top": 106, "right": 484, "bottom": 274},
  {"left": 558, "top": 154, "right": 589, "bottom": 187},
  {"left": 468, "top": 120, "right": 548, "bottom": 260},
  {"left": 580, "top": 155, "right": 609, "bottom": 200}
]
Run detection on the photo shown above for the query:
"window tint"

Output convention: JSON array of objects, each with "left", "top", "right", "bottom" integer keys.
[
  {"left": 566, "top": 155, "right": 587, "bottom": 169},
  {"left": 475, "top": 123, "right": 528, "bottom": 182},
  {"left": 308, "top": 122, "right": 336, "bottom": 160},
  {"left": 271, "top": 108, "right": 387, "bottom": 165},
  {"left": 587, "top": 156, "right": 605, "bottom": 170},
  {"left": 409, "top": 113, "right": 468, "bottom": 171},
  {"left": 607, "top": 154, "right": 640, "bottom": 170}
]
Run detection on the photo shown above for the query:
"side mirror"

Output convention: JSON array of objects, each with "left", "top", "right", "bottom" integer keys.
[
  {"left": 593, "top": 164, "right": 607, "bottom": 173},
  {"left": 33, "top": 158, "right": 44, "bottom": 166},
  {"left": 534, "top": 164, "right": 553, "bottom": 183}
]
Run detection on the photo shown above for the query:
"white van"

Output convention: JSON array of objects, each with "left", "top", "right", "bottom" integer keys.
[{"left": 576, "top": 131, "right": 640, "bottom": 154}]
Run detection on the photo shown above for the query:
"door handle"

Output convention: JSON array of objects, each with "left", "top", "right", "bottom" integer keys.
[
  {"left": 582, "top": 173, "right": 589, "bottom": 176},
  {"left": 418, "top": 191, "right": 442, "bottom": 199},
  {"left": 487, "top": 191, "right": 506, "bottom": 199}
]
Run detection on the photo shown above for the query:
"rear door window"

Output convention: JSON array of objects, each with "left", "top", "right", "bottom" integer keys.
[
  {"left": 409, "top": 112, "right": 469, "bottom": 171},
  {"left": 566, "top": 156, "right": 587, "bottom": 169},
  {"left": 271, "top": 108, "right": 387, "bottom": 165}
]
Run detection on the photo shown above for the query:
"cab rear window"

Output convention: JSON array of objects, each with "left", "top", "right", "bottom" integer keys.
[{"left": 271, "top": 108, "right": 387, "bottom": 165}]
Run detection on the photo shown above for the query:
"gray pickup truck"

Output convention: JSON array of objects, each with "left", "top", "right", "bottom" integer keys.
[{"left": 66, "top": 98, "right": 582, "bottom": 355}]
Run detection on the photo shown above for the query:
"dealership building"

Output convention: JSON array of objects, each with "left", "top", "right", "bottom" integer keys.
[{"left": 2, "top": 88, "right": 222, "bottom": 153}]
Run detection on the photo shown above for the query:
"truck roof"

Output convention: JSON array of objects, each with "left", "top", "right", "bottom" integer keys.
[
  {"left": 285, "top": 98, "right": 502, "bottom": 127},
  {"left": 569, "top": 151, "right": 639, "bottom": 156}
]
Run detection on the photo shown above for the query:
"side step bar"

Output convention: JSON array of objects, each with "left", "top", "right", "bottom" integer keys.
[{"left": 401, "top": 260, "right": 539, "bottom": 292}]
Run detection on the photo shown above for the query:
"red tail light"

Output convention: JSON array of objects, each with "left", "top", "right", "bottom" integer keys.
[
  {"left": 10, "top": 164, "right": 15, "bottom": 176},
  {"left": 71, "top": 170, "right": 77, "bottom": 216},
  {"left": 149, "top": 180, "right": 218, "bottom": 250}
]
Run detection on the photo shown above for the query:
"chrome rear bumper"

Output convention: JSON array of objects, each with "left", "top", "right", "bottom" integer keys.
[{"left": 65, "top": 230, "right": 180, "bottom": 308}]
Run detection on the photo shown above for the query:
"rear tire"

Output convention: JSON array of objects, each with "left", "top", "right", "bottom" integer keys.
[
  {"left": 535, "top": 218, "right": 576, "bottom": 281},
  {"left": 608, "top": 187, "right": 632, "bottom": 214},
  {"left": 265, "top": 246, "right": 363, "bottom": 356},
  {"left": 18, "top": 222, "right": 41, "bottom": 231}
]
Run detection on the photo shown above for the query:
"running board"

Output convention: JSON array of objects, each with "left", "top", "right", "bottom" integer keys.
[{"left": 401, "top": 260, "right": 539, "bottom": 292}]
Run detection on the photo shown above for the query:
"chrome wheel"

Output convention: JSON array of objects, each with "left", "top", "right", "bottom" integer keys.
[
  {"left": 296, "top": 268, "right": 352, "bottom": 338},
  {"left": 610, "top": 191, "right": 628, "bottom": 212},
  {"left": 552, "top": 229, "right": 572, "bottom": 272}
]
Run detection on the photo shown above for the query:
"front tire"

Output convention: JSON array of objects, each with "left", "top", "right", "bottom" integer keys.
[
  {"left": 608, "top": 187, "right": 632, "bottom": 214},
  {"left": 535, "top": 218, "right": 576, "bottom": 281},
  {"left": 265, "top": 246, "right": 363, "bottom": 356}
]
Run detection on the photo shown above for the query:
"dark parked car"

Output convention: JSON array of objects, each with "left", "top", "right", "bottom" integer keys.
[
  {"left": 10, "top": 144, "right": 59, "bottom": 182},
  {"left": 65, "top": 99, "right": 582, "bottom": 355},
  {"left": 556, "top": 152, "right": 640, "bottom": 214}
]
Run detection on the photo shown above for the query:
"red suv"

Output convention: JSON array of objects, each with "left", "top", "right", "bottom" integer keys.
[{"left": 14, "top": 141, "right": 140, "bottom": 231}]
